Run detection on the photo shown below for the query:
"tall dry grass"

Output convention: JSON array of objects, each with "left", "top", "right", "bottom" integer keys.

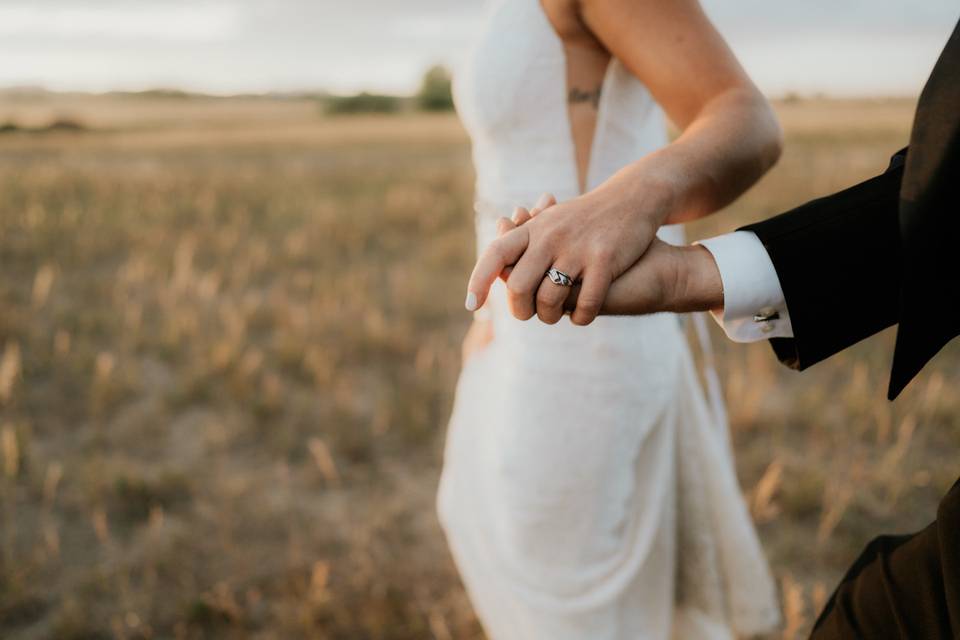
[{"left": 0, "top": 95, "right": 957, "bottom": 639}]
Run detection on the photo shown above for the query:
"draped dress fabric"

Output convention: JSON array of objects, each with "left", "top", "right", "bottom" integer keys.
[{"left": 437, "top": 1, "right": 781, "bottom": 637}]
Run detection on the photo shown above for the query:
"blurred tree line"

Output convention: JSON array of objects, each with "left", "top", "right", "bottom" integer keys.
[{"left": 323, "top": 65, "right": 453, "bottom": 115}]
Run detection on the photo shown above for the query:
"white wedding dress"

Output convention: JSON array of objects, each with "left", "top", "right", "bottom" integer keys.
[{"left": 437, "top": 1, "right": 781, "bottom": 638}]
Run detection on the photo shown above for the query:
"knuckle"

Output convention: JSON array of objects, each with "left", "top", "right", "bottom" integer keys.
[
  {"left": 577, "top": 302, "right": 600, "bottom": 316},
  {"left": 577, "top": 296, "right": 603, "bottom": 313},
  {"left": 541, "top": 225, "right": 566, "bottom": 245},
  {"left": 571, "top": 313, "right": 596, "bottom": 326},
  {"left": 516, "top": 308, "right": 535, "bottom": 321},
  {"left": 536, "top": 289, "right": 557, "bottom": 307},
  {"left": 505, "top": 282, "right": 527, "bottom": 299},
  {"left": 572, "top": 303, "right": 600, "bottom": 323},
  {"left": 588, "top": 242, "right": 615, "bottom": 264},
  {"left": 506, "top": 299, "right": 530, "bottom": 319}
]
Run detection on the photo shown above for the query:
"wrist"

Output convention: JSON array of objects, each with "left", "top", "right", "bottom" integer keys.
[
  {"left": 633, "top": 175, "right": 677, "bottom": 229},
  {"left": 668, "top": 245, "right": 724, "bottom": 313},
  {"left": 601, "top": 164, "right": 678, "bottom": 229}
]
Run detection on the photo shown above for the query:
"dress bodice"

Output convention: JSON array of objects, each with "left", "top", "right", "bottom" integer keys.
[
  {"left": 453, "top": 0, "right": 683, "bottom": 248},
  {"left": 454, "top": 0, "right": 670, "bottom": 208}
]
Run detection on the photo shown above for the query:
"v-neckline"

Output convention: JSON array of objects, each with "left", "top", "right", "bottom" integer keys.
[{"left": 532, "top": 0, "right": 614, "bottom": 196}]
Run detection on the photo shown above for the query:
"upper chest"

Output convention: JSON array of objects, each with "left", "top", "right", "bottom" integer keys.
[{"left": 456, "top": 0, "right": 601, "bottom": 126}]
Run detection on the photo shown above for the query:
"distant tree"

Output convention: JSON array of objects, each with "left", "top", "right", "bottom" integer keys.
[
  {"left": 45, "top": 118, "right": 87, "bottom": 132},
  {"left": 324, "top": 92, "right": 402, "bottom": 115},
  {"left": 782, "top": 91, "right": 803, "bottom": 105},
  {"left": 416, "top": 66, "right": 454, "bottom": 112}
]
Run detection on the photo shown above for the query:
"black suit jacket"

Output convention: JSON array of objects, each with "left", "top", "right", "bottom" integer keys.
[
  {"left": 742, "top": 19, "right": 960, "bottom": 400},
  {"left": 737, "top": 23, "right": 960, "bottom": 637}
]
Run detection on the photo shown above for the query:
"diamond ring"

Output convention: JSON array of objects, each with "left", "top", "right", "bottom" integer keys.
[{"left": 546, "top": 267, "right": 575, "bottom": 287}]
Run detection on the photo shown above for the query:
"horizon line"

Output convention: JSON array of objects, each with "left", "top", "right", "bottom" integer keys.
[{"left": 0, "top": 84, "right": 922, "bottom": 103}]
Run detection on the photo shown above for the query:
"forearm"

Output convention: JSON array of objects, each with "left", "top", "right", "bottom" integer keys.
[{"left": 594, "top": 87, "right": 782, "bottom": 226}]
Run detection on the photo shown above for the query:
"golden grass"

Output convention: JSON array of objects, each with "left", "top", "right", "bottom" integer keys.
[{"left": 1, "top": 94, "right": 956, "bottom": 639}]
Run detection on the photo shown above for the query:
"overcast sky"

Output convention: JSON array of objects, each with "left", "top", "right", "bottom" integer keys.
[{"left": 1, "top": 0, "right": 957, "bottom": 96}]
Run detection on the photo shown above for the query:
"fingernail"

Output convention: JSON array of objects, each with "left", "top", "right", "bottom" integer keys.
[
  {"left": 534, "top": 193, "right": 551, "bottom": 210},
  {"left": 465, "top": 292, "right": 478, "bottom": 311},
  {"left": 512, "top": 206, "right": 523, "bottom": 221}
]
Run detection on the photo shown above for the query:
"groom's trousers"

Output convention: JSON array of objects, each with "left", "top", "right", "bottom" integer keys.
[{"left": 810, "top": 477, "right": 960, "bottom": 638}]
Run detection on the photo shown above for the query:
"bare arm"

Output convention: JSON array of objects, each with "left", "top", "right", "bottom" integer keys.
[
  {"left": 581, "top": 0, "right": 783, "bottom": 223},
  {"left": 466, "top": 0, "right": 781, "bottom": 325}
]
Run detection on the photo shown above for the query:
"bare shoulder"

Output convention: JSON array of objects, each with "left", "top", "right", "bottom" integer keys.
[{"left": 579, "top": 0, "right": 708, "bottom": 29}]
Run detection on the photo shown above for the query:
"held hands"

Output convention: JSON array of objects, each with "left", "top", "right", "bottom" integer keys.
[
  {"left": 466, "top": 193, "right": 725, "bottom": 321},
  {"left": 465, "top": 179, "right": 672, "bottom": 326}
]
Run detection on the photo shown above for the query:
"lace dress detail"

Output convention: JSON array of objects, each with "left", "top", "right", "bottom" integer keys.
[{"left": 438, "top": 1, "right": 781, "bottom": 637}]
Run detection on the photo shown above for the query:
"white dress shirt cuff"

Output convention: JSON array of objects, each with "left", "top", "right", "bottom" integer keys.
[{"left": 697, "top": 231, "right": 794, "bottom": 343}]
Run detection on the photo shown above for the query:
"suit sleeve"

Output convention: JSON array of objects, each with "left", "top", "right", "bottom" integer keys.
[{"left": 740, "top": 154, "right": 905, "bottom": 370}]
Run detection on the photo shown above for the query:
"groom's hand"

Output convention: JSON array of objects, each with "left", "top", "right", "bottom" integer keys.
[{"left": 568, "top": 238, "right": 725, "bottom": 316}]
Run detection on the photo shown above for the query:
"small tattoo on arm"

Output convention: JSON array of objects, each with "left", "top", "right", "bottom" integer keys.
[{"left": 568, "top": 86, "right": 602, "bottom": 109}]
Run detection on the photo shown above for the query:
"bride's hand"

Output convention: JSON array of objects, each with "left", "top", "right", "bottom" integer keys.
[
  {"left": 461, "top": 199, "right": 555, "bottom": 363},
  {"left": 491, "top": 216, "right": 724, "bottom": 317},
  {"left": 480, "top": 196, "right": 557, "bottom": 285},
  {"left": 466, "top": 175, "right": 673, "bottom": 326}
]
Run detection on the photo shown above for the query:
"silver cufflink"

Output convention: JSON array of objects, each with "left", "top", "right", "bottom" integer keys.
[{"left": 753, "top": 307, "right": 780, "bottom": 323}]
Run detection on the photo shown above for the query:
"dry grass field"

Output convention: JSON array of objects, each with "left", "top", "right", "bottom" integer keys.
[{"left": 1, "top": 93, "right": 957, "bottom": 639}]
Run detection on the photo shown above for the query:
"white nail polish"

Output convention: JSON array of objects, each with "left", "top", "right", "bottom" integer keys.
[
  {"left": 465, "top": 292, "right": 478, "bottom": 311},
  {"left": 534, "top": 193, "right": 551, "bottom": 210}
]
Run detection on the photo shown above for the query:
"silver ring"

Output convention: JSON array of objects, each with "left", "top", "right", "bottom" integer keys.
[{"left": 546, "top": 267, "right": 574, "bottom": 287}]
